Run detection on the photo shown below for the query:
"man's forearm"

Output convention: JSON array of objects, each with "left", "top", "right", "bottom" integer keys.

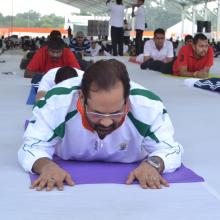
[
  {"left": 143, "top": 56, "right": 151, "bottom": 63},
  {"left": 164, "top": 57, "right": 173, "bottom": 63},
  {"left": 36, "top": 91, "right": 46, "bottom": 101},
  {"left": 179, "top": 70, "right": 208, "bottom": 78}
]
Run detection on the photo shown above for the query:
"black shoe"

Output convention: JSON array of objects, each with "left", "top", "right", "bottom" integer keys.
[{"left": 140, "top": 61, "right": 150, "bottom": 70}]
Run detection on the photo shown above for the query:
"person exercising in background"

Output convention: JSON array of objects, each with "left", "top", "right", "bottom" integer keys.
[{"left": 36, "top": 66, "right": 83, "bottom": 101}]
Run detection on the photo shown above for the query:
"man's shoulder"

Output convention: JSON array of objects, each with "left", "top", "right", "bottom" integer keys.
[
  {"left": 39, "top": 45, "right": 48, "bottom": 52},
  {"left": 179, "top": 44, "right": 191, "bottom": 54},
  {"left": 129, "top": 81, "right": 162, "bottom": 103},
  {"left": 138, "top": 5, "right": 145, "bottom": 12},
  {"left": 83, "top": 39, "right": 90, "bottom": 44},
  {"left": 207, "top": 46, "right": 214, "bottom": 55},
  {"left": 70, "top": 38, "right": 77, "bottom": 44},
  {"left": 34, "top": 45, "right": 48, "bottom": 56},
  {"left": 44, "top": 67, "right": 60, "bottom": 77},
  {"left": 164, "top": 40, "right": 173, "bottom": 47},
  {"left": 54, "top": 76, "right": 82, "bottom": 89},
  {"left": 63, "top": 47, "right": 72, "bottom": 54},
  {"left": 145, "top": 39, "right": 154, "bottom": 47},
  {"left": 128, "top": 82, "right": 164, "bottom": 123},
  {"left": 34, "top": 77, "right": 82, "bottom": 110}
]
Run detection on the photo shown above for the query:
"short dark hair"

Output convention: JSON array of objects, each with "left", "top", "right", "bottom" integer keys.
[
  {"left": 49, "top": 30, "right": 62, "bottom": 39},
  {"left": 81, "top": 59, "right": 130, "bottom": 100},
  {"left": 48, "top": 37, "right": 65, "bottom": 50},
  {"left": 193, "top": 33, "right": 208, "bottom": 44},
  {"left": 154, "top": 28, "right": 165, "bottom": 36},
  {"left": 185, "top": 35, "right": 193, "bottom": 43},
  {"left": 55, "top": 66, "right": 78, "bottom": 84}
]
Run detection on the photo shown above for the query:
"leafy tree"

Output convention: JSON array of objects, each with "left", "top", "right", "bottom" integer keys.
[{"left": 0, "top": 11, "right": 64, "bottom": 28}]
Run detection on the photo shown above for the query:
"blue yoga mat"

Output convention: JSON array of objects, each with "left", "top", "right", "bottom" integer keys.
[{"left": 26, "top": 86, "right": 36, "bottom": 105}]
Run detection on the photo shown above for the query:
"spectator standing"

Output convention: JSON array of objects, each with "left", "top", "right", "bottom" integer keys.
[
  {"left": 132, "top": 0, "right": 146, "bottom": 55},
  {"left": 106, "top": 0, "right": 125, "bottom": 56}
]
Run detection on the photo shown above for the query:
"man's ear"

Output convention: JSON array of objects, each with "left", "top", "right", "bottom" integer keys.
[{"left": 192, "top": 44, "right": 196, "bottom": 51}]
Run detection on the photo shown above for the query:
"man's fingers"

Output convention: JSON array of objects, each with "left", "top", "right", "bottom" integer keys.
[
  {"left": 160, "top": 176, "right": 169, "bottom": 187},
  {"left": 46, "top": 178, "right": 56, "bottom": 191},
  {"left": 65, "top": 173, "right": 75, "bottom": 186},
  {"left": 126, "top": 172, "right": 135, "bottom": 185},
  {"left": 153, "top": 177, "right": 162, "bottom": 189},
  {"left": 56, "top": 181, "right": 64, "bottom": 191},
  {"left": 36, "top": 179, "right": 47, "bottom": 191},
  {"left": 139, "top": 176, "right": 148, "bottom": 189},
  {"left": 30, "top": 178, "right": 41, "bottom": 189},
  {"left": 146, "top": 177, "right": 156, "bottom": 189}
]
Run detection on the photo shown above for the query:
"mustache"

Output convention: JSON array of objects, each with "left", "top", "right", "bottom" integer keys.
[{"left": 95, "top": 124, "right": 115, "bottom": 131}]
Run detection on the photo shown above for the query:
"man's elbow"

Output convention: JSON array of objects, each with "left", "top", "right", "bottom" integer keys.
[
  {"left": 36, "top": 91, "right": 46, "bottom": 101},
  {"left": 24, "top": 69, "right": 33, "bottom": 78}
]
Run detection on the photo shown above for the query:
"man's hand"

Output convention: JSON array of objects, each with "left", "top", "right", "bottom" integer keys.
[
  {"left": 31, "top": 159, "right": 74, "bottom": 191},
  {"left": 163, "top": 57, "right": 173, "bottom": 63},
  {"left": 194, "top": 71, "right": 209, "bottom": 78},
  {"left": 126, "top": 161, "right": 169, "bottom": 189}
]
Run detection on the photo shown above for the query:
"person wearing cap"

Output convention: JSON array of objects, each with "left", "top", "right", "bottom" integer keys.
[
  {"left": 26, "top": 37, "right": 80, "bottom": 78},
  {"left": 18, "top": 59, "right": 183, "bottom": 191},
  {"left": 69, "top": 31, "right": 91, "bottom": 56}
]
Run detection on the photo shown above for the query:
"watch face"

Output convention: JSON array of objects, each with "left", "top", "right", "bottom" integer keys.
[{"left": 147, "top": 158, "right": 160, "bottom": 169}]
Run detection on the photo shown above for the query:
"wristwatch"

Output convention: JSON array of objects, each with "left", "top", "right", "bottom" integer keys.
[{"left": 145, "top": 157, "right": 161, "bottom": 171}]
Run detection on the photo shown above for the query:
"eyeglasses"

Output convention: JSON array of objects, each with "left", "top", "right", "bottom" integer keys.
[{"left": 85, "top": 104, "right": 127, "bottom": 122}]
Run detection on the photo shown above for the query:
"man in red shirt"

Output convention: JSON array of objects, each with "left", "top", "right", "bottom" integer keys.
[
  {"left": 172, "top": 33, "right": 213, "bottom": 78},
  {"left": 26, "top": 37, "right": 80, "bottom": 78}
]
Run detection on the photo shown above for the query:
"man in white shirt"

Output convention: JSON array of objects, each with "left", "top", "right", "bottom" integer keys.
[
  {"left": 106, "top": 0, "right": 125, "bottom": 56},
  {"left": 89, "top": 41, "right": 102, "bottom": 57},
  {"left": 36, "top": 66, "right": 84, "bottom": 100},
  {"left": 140, "top": 28, "right": 174, "bottom": 72},
  {"left": 123, "top": 19, "right": 132, "bottom": 45},
  {"left": 132, "top": 0, "right": 146, "bottom": 55},
  {"left": 18, "top": 59, "right": 183, "bottom": 191}
]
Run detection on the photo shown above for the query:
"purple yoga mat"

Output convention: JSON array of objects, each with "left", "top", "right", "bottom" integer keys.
[
  {"left": 30, "top": 156, "right": 204, "bottom": 185},
  {"left": 24, "top": 120, "right": 29, "bottom": 130}
]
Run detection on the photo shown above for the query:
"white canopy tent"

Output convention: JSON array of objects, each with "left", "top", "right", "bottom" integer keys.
[{"left": 57, "top": 0, "right": 220, "bottom": 39}]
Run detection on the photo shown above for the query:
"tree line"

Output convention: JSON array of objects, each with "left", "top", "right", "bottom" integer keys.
[{"left": 0, "top": 10, "right": 64, "bottom": 28}]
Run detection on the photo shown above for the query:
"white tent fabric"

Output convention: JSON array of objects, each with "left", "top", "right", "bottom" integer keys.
[
  {"left": 56, "top": 0, "right": 215, "bottom": 14},
  {"left": 166, "top": 18, "right": 197, "bottom": 37}
]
